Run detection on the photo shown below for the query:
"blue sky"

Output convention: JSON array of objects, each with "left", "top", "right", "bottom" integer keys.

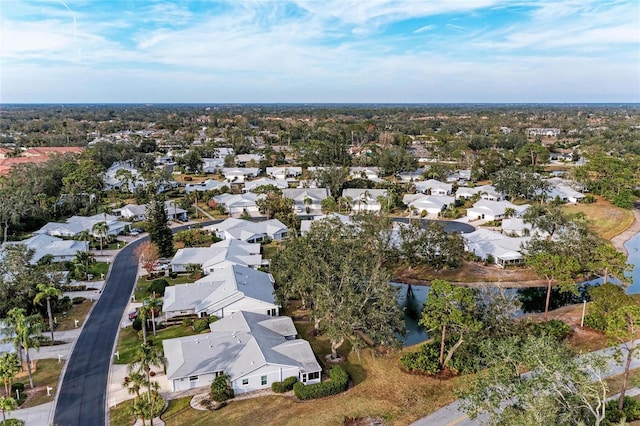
[{"left": 1, "top": 0, "right": 639, "bottom": 103}]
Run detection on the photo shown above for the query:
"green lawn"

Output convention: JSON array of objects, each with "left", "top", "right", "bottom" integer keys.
[
  {"left": 115, "top": 324, "right": 200, "bottom": 365},
  {"left": 134, "top": 274, "right": 194, "bottom": 302},
  {"left": 88, "top": 262, "right": 109, "bottom": 280},
  {"left": 110, "top": 399, "right": 136, "bottom": 426},
  {"left": 16, "top": 359, "right": 64, "bottom": 408}
]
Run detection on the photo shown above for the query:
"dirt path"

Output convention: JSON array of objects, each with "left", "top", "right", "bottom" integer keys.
[{"left": 611, "top": 208, "right": 640, "bottom": 256}]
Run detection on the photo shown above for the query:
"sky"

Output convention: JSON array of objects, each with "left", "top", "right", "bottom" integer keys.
[{"left": 1, "top": 0, "right": 639, "bottom": 103}]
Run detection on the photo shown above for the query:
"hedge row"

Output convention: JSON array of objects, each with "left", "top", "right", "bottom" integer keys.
[
  {"left": 293, "top": 366, "right": 349, "bottom": 400},
  {"left": 271, "top": 376, "right": 297, "bottom": 393}
]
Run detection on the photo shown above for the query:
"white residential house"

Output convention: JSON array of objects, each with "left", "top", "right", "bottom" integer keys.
[
  {"left": 169, "top": 239, "right": 264, "bottom": 274},
  {"left": 162, "top": 311, "right": 321, "bottom": 393},
  {"left": 206, "top": 218, "right": 288, "bottom": 243},
  {"left": 235, "top": 154, "right": 263, "bottom": 166},
  {"left": 103, "top": 162, "right": 146, "bottom": 192},
  {"left": 35, "top": 214, "right": 128, "bottom": 238},
  {"left": 342, "top": 188, "right": 388, "bottom": 213},
  {"left": 213, "top": 147, "right": 234, "bottom": 159},
  {"left": 397, "top": 170, "right": 424, "bottom": 183},
  {"left": 446, "top": 169, "right": 472, "bottom": 184},
  {"left": 455, "top": 184, "right": 504, "bottom": 202},
  {"left": 222, "top": 168, "right": 260, "bottom": 183},
  {"left": 185, "top": 179, "right": 229, "bottom": 194},
  {"left": 282, "top": 188, "right": 330, "bottom": 215},
  {"left": 300, "top": 213, "right": 352, "bottom": 235},
  {"left": 162, "top": 265, "right": 278, "bottom": 320},
  {"left": 266, "top": 167, "right": 302, "bottom": 180},
  {"left": 201, "top": 158, "right": 225, "bottom": 174},
  {"left": 113, "top": 200, "right": 188, "bottom": 222},
  {"left": 541, "top": 178, "right": 586, "bottom": 203},
  {"left": 349, "top": 167, "right": 381, "bottom": 182},
  {"left": 415, "top": 179, "right": 452, "bottom": 196},
  {"left": 406, "top": 195, "right": 455, "bottom": 217},
  {"left": 466, "top": 200, "right": 529, "bottom": 222},
  {"left": 463, "top": 228, "right": 531, "bottom": 267},
  {"left": 8, "top": 234, "right": 87, "bottom": 264},
  {"left": 243, "top": 178, "right": 289, "bottom": 193},
  {"left": 213, "top": 193, "right": 265, "bottom": 217}
]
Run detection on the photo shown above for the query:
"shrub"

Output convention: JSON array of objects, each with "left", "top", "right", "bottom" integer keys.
[
  {"left": 132, "top": 318, "right": 143, "bottom": 331},
  {"left": 182, "top": 317, "right": 194, "bottom": 327},
  {"left": 293, "top": 366, "right": 349, "bottom": 400},
  {"left": 169, "top": 272, "right": 178, "bottom": 279},
  {"left": 604, "top": 397, "right": 640, "bottom": 425},
  {"left": 208, "top": 316, "right": 219, "bottom": 324},
  {"left": 527, "top": 319, "right": 573, "bottom": 340},
  {"left": 192, "top": 319, "right": 209, "bottom": 332},
  {"left": 583, "top": 313, "right": 606, "bottom": 331},
  {"left": 419, "top": 210, "right": 427, "bottom": 218},
  {"left": 271, "top": 376, "right": 297, "bottom": 393},
  {"left": 183, "top": 176, "right": 193, "bottom": 181},
  {"left": 72, "top": 297, "right": 86, "bottom": 305},
  {"left": 400, "top": 343, "right": 441, "bottom": 375},
  {"left": 148, "top": 279, "right": 169, "bottom": 296},
  {"left": 61, "top": 285, "right": 87, "bottom": 292},
  {"left": 11, "top": 382, "right": 24, "bottom": 393},
  {"left": 210, "top": 374, "right": 234, "bottom": 402}
]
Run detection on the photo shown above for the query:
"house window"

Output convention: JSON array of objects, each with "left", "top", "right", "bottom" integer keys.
[
  {"left": 267, "top": 308, "right": 277, "bottom": 316},
  {"left": 309, "top": 371, "right": 320, "bottom": 380},
  {"left": 189, "top": 375, "right": 198, "bottom": 382},
  {"left": 242, "top": 379, "right": 249, "bottom": 386},
  {"left": 301, "top": 373, "right": 307, "bottom": 383},
  {"left": 214, "top": 371, "right": 224, "bottom": 378},
  {"left": 261, "top": 375, "right": 267, "bottom": 385}
]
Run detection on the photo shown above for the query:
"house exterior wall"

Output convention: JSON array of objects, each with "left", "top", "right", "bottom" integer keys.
[
  {"left": 171, "top": 371, "right": 219, "bottom": 392},
  {"left": 232, "top": 364, "right": 301, "bottom": 394}
]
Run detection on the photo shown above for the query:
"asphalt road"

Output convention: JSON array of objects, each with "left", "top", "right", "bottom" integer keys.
[{"left": 52, "top": 236, "right": 147, "bottom": 426}]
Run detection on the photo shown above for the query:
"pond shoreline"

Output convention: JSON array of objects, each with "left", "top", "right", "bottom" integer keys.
[{"left": 612, "top": 208, "right": 640, "bottom": 256}]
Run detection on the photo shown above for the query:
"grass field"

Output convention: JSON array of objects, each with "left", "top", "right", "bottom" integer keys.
[
  {"left": 563, "top": 196, "right": 635, "bottom": 240},
  {"left": 134, "top": 274, "right": 194, "bottom": 302},
  {"left": 16, "top": 359, "right": 64, "bottom": 408},
  {"left": 115, "top": 324, "right": 200, "bottom": 365},
  {"left": 56, "top": 299, "right": 94, "bottom": 331}
]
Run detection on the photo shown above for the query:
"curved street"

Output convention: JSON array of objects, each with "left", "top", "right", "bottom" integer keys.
[{"left": 52, "top": 236, "right": 148, "bottom": 426}]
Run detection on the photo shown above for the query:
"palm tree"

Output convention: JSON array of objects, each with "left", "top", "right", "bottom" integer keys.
[
  {"left": 504, "top": 207, "right": 516, "bottom": 219},
  {"left": 121, "top": 370, "right": 146, "bottom": 399},
  {"left": 33, "top": 283, "right": 63, "bottom": 346},
  {"left": 128, "top": 341, "right": 167, "bottom": 403},
  {"left": 5, "top": 308, "right": 43, "bottom": 389},
  {"left": 139, "top": 297, "right": 162, "bottom": 337},
  {"left": 92, "top": 221, "right": 109, "bottom": 256},
  {"left": 0, "top": 396, "right": 16, "bottom": 425},
  {"left": 0, "top": 353, "right": 20, "bottom": 396},
  {"left": 76, "top": 230, "right": 91, "bottom": 253}
]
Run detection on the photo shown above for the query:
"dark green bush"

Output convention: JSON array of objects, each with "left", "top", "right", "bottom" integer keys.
[
  {"left": 293, "top": 366, "right": 348, "bottom": 400},
  {"left": 193, "top": 319, "right": 209, "bottom": 332},
  {"left": 400, "top": 343, "right": 441, "bottom": 375},
  {"left": 210, "top": 374, "right": 234, "bottom": 402},
  {"left": 525, "top": 319, "right": 572, "bottom": 340},
  {"left": 169, "top": 272, "right": 178, "bottom": 279},
  {"left": 271, "top": 376, "right": 297, "bottom": 393},
  {"left": 11, "top": 382, "right": 24, "bottom": 393},
  {"left": 583, "top": 313, "right": 606, "bottom": 331},
  {"left": 148, "top": 279, "right": 169, "bottom": 296},
  {"left": 72, "top": 297, "right": 86, "bottom": 305},
  {"left": 604, "top": 397, "right": 640, "bottom": 425}
]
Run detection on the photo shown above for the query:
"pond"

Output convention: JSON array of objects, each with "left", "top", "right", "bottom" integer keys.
[
  {"left": 624, "top": 231, "right": 640, "bottom": 294},
  {"left": 392, "top": 282, "right": 430, "bottom": 347}
]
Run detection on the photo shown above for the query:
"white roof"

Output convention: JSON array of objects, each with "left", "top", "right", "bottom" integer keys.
[
  {"left": 8, "top": 234, "right": 86, "bottom": 263},
  {"left": 185, "top": 179, "right": 227, "bottom": 193},
  {"left": 468, "top": 200, "right": 529, "bottom": 217},
  {"left": 243, "top": 178, "right": 288, "bottom": 192},
  {"left": 35, "top": 214, "right": 127, "bottom": 237},
  {"left": 163, "top": 311, "right": 321, "bottom": 381},
  {"left": 214, "top": 193, "right": 265, "bottom": 208},
  {"left": 415, "top": 179, "right": 452, "bottom": 193},
  {"left": 463, "top": 228, "right": 530, "bottom": 261},
  {"left": 207, "top": 218, "right": 288, "bottom": 241},
  {"left": 282, "top": 188, "right": 330, "bottom": 202},
  {"left": 342, "top": 188, "right": 388, "bottom": 201},
  {"left": 408, "top": 195, "right": 455, "bottom": 211},
  {"left": 170, "top": 239, "right": 262, "bottom": 269}
]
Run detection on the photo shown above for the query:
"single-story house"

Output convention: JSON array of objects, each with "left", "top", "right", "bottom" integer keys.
[
  {"left": 466, "top": 200, "right": 529, "bottom": 222},
  {"left": 300, "top": 213, "right": 352, "bottom": 235},
  {"left": 10, "top": 234, "right": 87, "bottom": 264},
  {"left": 213, "top": 193, "right": 265, "bottom": 217},
  {"left": 541, "top": 181, "right": 585, "bottom": 204},
  {"left": 162, "top": 311, "right": 321, "bottom": 393},
  {"left": 163, "top": 265, "right": 278, "bottom": 319},
  {"left": 397, "top": 170, "right": 424, "bottom": 183},
  {"left": 407, "top": 195, "right": 455, "bottom": 216},
  {"left": 243, "top": 178, "right": 289, "bottom": 193},
  {"left": 206, "top": 218, "right": 288, "bottom": 243},
  {"left": 103, "top": 162, "right": 146, "bottom": 192},
  {"left": 349, "top": 167, "right": 381, "bottom": 181},
  {"left": 342, "top": 188, "right": 388, "bottom": 213},
  {"left": 415, "top": 179, "right": 453, "bottom": 196},
  {"left": 113, "top": 200, "right": 187, "bottom": 222},
  {"left": 201, "top": 158, "right": 225, "bottom": 174},
  {"left": 456, "top": 184, "right": 504, "bottom": 202},
  {"left": 282, "top": 188, "right": 330, "bottom": 215},
  {"left": 463, "top": 228, "right": 531, "bottom": 267},
  {"left": 35, "top": 214, "right": 128, "bottom": 238},
  {"left": 169, "top": 239, "right": 264, "bottom": 274},
  {"left": 266, "top": 167, "right": 302, "bottom": 180},
  {"left": 185, "top": 179, "right": 229, "bottom": 194},
  {"left": 235, "top": 154, "right": 263, "bottom": 167},
  {"left": 212, "top": 147, "right": 234, "bottom": 159},
  {"left": 222, "top": 168, "right": 260, "bottom": 183}
]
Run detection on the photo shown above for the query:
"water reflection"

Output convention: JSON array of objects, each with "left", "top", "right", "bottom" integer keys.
[
  {"left": 392, "top": 282, "right": 429, "bottom": 347},
  {"left": 624, "top": 231, "right": 640, "bottom": 294}
]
